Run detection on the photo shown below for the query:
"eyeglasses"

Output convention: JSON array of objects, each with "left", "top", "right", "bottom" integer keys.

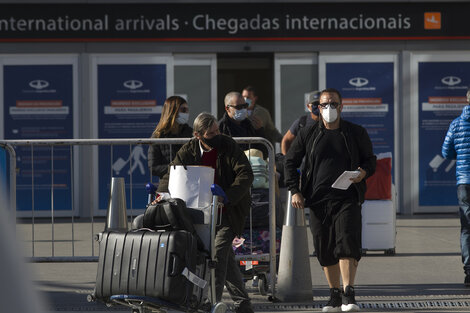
[
  {"left": 319, "top": 102, "right": 340, "bottom": 109},
  {"left": 179, "top": 107, "right": 189, "bottom": 113},
  {"left": 227, "top": 103, "right": 248, "bottom": 110}
]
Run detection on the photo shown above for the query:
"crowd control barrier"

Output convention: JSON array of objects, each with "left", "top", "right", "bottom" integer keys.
[{"left": 0, "top": 137, "right": 278, "bottom": 298}]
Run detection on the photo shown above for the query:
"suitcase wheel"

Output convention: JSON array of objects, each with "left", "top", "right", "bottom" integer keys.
[
  {"left": 384, "top": 248, "right": 396, "bottom": 256},
  {"left": 258, "top": 274, "right": 268, "bottom": 296},
  {"left": 211, "top": 302, "right": 227, "bottom": 313}
]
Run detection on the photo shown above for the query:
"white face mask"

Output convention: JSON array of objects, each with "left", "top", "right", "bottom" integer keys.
[
  {"left": 322, "top": 106, "right": 338, "bottom": 123},
  {"left": 176, "top": 112, "right": 189, "bottom": 125},
  {"left": 244, "top": 97, "right": 252, "bottom": 107},
  {"left": 233, "top": 108, "right": 247, "bottom": 121}
]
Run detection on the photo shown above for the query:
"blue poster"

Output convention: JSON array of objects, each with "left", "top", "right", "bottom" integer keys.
[
  {"left": 0, "top": 147, "right": 6, "bottom": 198},
  {"left": 97, "top": 64, "right": 166, "bottom": 212},
  {"left": 325, "top": 62, "right": 395, "bottom": 157},
  {"left": 418, "top": 62, "right": 470, "bottom": 206},
  {"left": 3, "top": 64, "right": 74, "bottom": 212}
]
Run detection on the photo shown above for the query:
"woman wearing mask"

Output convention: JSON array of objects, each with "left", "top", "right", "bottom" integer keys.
[{"left": 148, "top": 96, "right": 193, "bottom": 179}]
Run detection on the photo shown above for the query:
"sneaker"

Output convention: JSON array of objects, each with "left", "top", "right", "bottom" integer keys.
[
  {"left": 465, "top": 274, "right": 470, "bottom": 287},
  {"left": 322, "top": 288, "right": 342, "bottom": 312},
  {"left": 341, "top": 285, "right": 360, "bottom": 312}
]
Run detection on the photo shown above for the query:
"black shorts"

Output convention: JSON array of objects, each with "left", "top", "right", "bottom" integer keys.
[{"left": 309, "top": 199, "right": 362, "bottom": 267}]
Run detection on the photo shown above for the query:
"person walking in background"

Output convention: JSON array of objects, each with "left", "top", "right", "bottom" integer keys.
[
  {"left": 281, "top": 90, "right": 321, "bottom": 155},
  {"left": 284, "top": 88, "right": 376, "bottom": 312},
  {"left": 148, "top": 96, "right": 193, "bottom": 179},
  {"left": 442, "top": 88, "right": 470, "bottom": 287},
  {"left": 157, "top": 112, "right": 255, "bottom": 313},
  {"left": 219, "top": 91, "right": 268, "bottom": 158},
  {"left": 242, "top": 85, "right": 283, "bottom": 146}
]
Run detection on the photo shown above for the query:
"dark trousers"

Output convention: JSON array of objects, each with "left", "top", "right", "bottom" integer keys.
[
  {"left": 214, "top": 215, "right": 252, "bottom": 312},
  {"left": 457, "top": 184, "right": 470, "bottom": 273}
]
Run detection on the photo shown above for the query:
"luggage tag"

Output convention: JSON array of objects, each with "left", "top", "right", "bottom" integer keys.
[{"left": 182, "top": 267, "right": 208, "bottom": 289}]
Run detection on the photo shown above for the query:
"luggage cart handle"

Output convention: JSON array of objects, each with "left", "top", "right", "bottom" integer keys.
[
  {"left": 211, "top": 184, "right": 227, "bottom": 204},
  {"left": 146, "top": 182, "right": 157, "bottom": 204}
]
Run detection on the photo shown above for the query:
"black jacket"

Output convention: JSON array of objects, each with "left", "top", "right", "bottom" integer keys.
[
  {"left": 147, "top": 124, "right": 193, "bottom": 178},
  {"left": 284, "top": 119, "right": 376, "bottom": 205},
  {"left": 218, "top": 112, "right": 268, "bottom": 159},
  {"left": 157, "top": 135, "right": 254, "bottom": 235}
]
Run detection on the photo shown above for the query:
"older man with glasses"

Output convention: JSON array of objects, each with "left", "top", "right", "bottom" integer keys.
[
  {"left": 218, "top": 91, "right": 268, "bottom": 158},
  {"left": 284, "top": 88, "right": 376, "bottom": 312}
]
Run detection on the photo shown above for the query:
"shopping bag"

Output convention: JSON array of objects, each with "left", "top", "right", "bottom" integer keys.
[{"left": 168, "top": 165, "right": 215, "bottom": 209}]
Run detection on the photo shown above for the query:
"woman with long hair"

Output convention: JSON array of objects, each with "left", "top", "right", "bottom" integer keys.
[{"left": 148, "top": 96, "right": 193, "bottom": 178}]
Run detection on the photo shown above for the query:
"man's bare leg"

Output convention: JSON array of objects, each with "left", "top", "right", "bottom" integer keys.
[
  {"left": 324, "top": 263, "right": 341, "bottom": 288},
  {"left": 339, "top": 258, "right": 358, "bottom": 289}
]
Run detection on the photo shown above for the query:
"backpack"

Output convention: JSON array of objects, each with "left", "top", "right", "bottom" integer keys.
[{"left": 143, "top": 198, "right": 205, "bottom": 251}]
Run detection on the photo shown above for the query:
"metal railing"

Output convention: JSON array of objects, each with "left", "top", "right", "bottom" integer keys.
[{"left": 1, "top": 137, "right": 277, "bottom": 295}]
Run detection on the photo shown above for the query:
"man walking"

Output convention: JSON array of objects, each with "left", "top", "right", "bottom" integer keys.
[
  {"left": 442, "top": 88, "right": 470, "bottom": 287},
  {"left": 157, "top": 112, "right": 255, "bottom": 313},
  {"left": 284, "top": 88, "right": 376, "bottom": 312}
]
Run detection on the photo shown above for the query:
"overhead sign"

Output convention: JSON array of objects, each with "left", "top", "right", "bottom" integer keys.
[{"left": 0, "top": 3, "right": 467, "bottom": 41}]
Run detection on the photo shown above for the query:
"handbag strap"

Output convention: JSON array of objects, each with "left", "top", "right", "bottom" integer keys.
[{"left": 162, "top": 202, "right": 179, "bottom": 229}]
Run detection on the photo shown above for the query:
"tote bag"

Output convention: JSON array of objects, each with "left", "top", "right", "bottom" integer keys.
[{"left": 168, "top": 165, "right": 215, "bottom": 209}]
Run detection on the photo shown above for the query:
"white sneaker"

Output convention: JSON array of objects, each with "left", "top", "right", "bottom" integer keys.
[
  {"left": 322, "top": 288, "right": 342, "bottom": 312},
  {"left": 341, "top": 285, "right": 360, "bottom": 312}
]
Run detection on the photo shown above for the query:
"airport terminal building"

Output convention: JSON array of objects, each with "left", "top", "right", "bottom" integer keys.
[{"left": 1, "top": 1, "right": 469, "bottom": 216}]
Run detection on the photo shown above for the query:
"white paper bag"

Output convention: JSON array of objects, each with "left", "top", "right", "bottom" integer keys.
[{"left": 168, "top": 165, "right": 215, "bottom": 209}]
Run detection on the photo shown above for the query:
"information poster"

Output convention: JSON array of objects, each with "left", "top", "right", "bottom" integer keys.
[
  {"left": 94, "top": 57, "right": 169, "bottom": 214},
  {"left": 417, "top": 62, "right": 470, "bottom": 206},
  {"left": 320, "top": 54, "right": 396, "bottom": 176},
  {"left": 2, "top": 60, "right": 77, "bottom": 215}
]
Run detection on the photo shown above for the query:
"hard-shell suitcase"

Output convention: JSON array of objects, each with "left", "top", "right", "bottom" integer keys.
[
  {"left": 361, "top": 185, "right": 397, "bottom": 255},
  {"left": 94, "top": 229, "right": 208, "bottom": 308}
]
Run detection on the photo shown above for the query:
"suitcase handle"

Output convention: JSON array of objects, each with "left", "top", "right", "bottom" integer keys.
[{"left": 169, "top": 253, "right": 182, "bottom": 277}]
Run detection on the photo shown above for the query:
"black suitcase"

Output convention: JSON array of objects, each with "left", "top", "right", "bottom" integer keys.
[{"left": 94, "top": 229, "right": 208, "bottom": 309}]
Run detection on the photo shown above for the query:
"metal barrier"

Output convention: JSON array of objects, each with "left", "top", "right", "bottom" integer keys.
[{"left": 0, "top": 137, "right": 277, "bottom": 296}]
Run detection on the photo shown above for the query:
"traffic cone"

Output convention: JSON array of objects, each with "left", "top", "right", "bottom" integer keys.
[
  {"left": 276, "top": 190, "right": 313, "bottom": 302},
  {"left": 105, "top": 177, "right": 128, "bottom": 232}
]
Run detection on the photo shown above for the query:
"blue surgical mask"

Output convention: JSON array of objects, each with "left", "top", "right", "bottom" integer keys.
[
  {"left": 244, "top": 97, "right": 252, "bottom": 107},
  {"left": 233, "top": 108, "right": 247, "bottom": 121},
  {"left": 176, "top": 112, "right": 189, "bottom": 125}
]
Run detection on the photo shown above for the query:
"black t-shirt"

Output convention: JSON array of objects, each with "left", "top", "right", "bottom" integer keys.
[{"left": 309, "top": 128, "right": 357, "bottom": 205}]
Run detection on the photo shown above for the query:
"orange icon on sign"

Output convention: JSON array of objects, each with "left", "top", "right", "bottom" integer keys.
[{"left": 424, "top": 12, "right": 441, "bottom": 29}]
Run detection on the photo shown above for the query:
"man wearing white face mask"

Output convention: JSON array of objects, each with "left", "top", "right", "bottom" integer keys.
[
  {"left": 219, "top": 91, "right": 268, "bottom": 158},
  {"left": 284, "top": 88, "right": 376, "bottom": 312}
]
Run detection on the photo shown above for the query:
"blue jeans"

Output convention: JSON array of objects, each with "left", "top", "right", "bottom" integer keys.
[{"left": 457, "top": 184, "right": 470, "bottom": 273}]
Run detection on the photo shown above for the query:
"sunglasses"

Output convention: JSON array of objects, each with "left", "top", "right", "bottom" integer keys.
[
  {"left": 227, "top": 103, "right": 249, "bottom": 110},
  {"left": 179, "top": 107, "right": 189, "bottom": 113},
  {"left": 319, "top": 102, "right": 340, "bottom": 109}
]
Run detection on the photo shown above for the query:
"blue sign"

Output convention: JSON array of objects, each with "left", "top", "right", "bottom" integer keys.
[
  {"left": 3, "top": 64, "right": 74, "bottom": 212},
  {"left": 0, "top": 147, "right": 6, "bottom": 195},
  {"left": 418, "top": 62, "right": 470, "bottom": 206},
  {"left": 325, "top": 62, "right": 395, "bottom": 157},
  {"left": 97, "top": 64, "right": 166, "bottom": 211}
]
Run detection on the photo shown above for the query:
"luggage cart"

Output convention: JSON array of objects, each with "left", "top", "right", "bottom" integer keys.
[
  {"left": 233, "top": 189, "right": 282, "bottom": 296},
  {"left": 89, "top": 183, "right": 228, "bottom": 313},
  {"left": 234, "top": 228, "right": 281, "bottom": 296}
]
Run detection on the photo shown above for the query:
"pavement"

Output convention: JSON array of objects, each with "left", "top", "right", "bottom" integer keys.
[{"left": 16, "top": 214, "right": 470, "bottom": 313}]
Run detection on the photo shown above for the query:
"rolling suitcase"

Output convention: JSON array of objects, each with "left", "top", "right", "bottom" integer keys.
[
  {"left": 94, "top": 229, "right": 208, "bottom": 309},
  {"left": 361, "top": 184, "right": 397, "bottom": 255}
]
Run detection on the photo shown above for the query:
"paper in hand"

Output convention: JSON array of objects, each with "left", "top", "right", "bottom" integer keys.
[{"left": 331, "top": 170, "right": 361, "bottom": 190}]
